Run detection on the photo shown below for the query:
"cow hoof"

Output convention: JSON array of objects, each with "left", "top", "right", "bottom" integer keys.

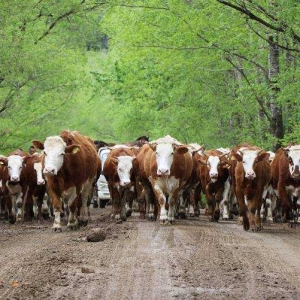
[
  {"left": 243, "top": 222, "right": 250, "bottom": 231},
  {"left": 67, "top": 224, "right": 78, "bottom": 230},
  {"left": 79, "top": 220, "right": 88, "bottom": 227},
  {"left": 126, "top": 210, "right": 132, "bottom": 217},
  {"left": 159, "top": 219, "right": 169, "bottom": 225},
  {"left": 9, "top": 216, "right": 16, "bottom": 224},
  {"left": 52, "top": 227, "right": 62, "bottom": 232},
  {"left": 42, "top": 213, "right": 50, "bottom": 220},
  {"left": 178, "top": 212, "right": 187, "bottom": 219}
]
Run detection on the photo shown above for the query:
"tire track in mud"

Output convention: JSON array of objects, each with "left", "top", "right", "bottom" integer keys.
[{"left": 0, "top": 210, "right": 300, "bottom": 300}]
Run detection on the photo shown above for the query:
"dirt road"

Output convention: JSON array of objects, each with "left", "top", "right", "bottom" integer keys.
[{"left": 0, "top": 207, "right": 300, "bottom": 300}]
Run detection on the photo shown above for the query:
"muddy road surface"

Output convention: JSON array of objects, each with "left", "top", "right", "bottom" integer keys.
[{"left": 0, "top": 207, "right": 300, "bottom": 300}]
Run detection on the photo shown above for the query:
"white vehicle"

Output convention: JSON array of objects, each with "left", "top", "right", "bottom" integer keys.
[{"left": 94, "top": 147, "right": 111, "bottom": 208}]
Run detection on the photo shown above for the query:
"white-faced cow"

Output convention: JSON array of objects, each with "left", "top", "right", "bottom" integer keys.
[
  {"left": 136, "top": 135, "right": 193, "bottom": 224},
  {"left": 230, "top": 143, "right": 271, "bottom": 231},
  {"left": 196, "top": 149, "right": 229, "bottom": 221},
  {"left": 0, "top": 150, "right": 29, "bottom": 223},
  {"left": 103, "top": 145, "right": 139, "bottom": 221},
  {"left": 33, "top": 130, "right": 101, "bottom": 231}
]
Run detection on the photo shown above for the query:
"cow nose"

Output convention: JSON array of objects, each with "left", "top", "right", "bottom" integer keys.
[
  {"left": 38, "top": 179, "right": 45, "bottom": 185},
  {"left": 44, "top": 167, "right": 55, "bottom": 175},
  {"left": 11, "top": 176, "right": 19, "bottom": 182},
  {"left": 210, "top": 172, "right": 218, "bottom": 179},
  {"left": 121, "top": 181, "right": 131, "bottom": 186},
  {"left": 158, "top": 168, "right": 169, "bottom": 175},
  {"left": 246, "top": 171, "right": 255, "bottom": 179}
]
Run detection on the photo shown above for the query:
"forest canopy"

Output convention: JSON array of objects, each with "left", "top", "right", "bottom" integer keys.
[{"left": 1, "top": 0, "right": 299, "bottom": 153}]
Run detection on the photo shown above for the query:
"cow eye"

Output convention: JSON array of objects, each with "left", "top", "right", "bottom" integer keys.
[{"left": 289, "top": 157, "right": 294, "bottom": 165}]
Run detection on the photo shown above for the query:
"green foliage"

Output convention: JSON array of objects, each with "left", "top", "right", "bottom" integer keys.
[{"left": 1, "top": 0, "right": 300, "bottom": 153}]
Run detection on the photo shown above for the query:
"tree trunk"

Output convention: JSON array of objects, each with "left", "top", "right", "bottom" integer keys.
[{"left": 268, "top": 35, "right": 284, "bottom": 151}]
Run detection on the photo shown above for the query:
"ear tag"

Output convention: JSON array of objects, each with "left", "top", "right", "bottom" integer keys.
[{"left": 72, "top": 147, "right": 80, "bottom": 154}]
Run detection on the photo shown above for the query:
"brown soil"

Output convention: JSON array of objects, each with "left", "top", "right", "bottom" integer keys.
[{"left": 0, "top": 207, "right": 300, "bottom": 300}]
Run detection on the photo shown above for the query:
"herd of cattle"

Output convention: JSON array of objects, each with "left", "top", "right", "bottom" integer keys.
[{"left": 0, "top": 130, "right": 299, "bottom": 232}]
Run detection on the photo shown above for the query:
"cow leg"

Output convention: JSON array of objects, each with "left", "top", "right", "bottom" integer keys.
[
  {"left": 153, "top": 187, "right": 168, "bottom": 224},
  {"left": 168, "top": 192, "right": 178, "bottom": 224},
  {"left": 119, "top": 188, "right": 127, "bottom": 222},
  {"left": 6, "top": 194, "right": 15, "bottom": 224},
  {"left": 255, "top": 203, "right": 263, "bottom": 231},
  {"left": 220, "top": 179, "right": 230, "bottom": 220},
  {"left": 110, "top": 187, "right": 121, "bottom": 220},
  {"left": 278, "top": 184, "right": 292, "bottom": 222},
  {"left": 78, "top": 179, "right": 94, "bottom": 226},
  {"left": 68, "top": 194, "right": 79, "bottom": 229},
  {"left": 236, "top": 191, "right": 249, "bottom": 231},
  {"left": 48, "top": 188, "right": 64, "bottom": 232}
]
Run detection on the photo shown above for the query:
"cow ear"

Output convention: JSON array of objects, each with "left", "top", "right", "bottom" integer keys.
[
  {"left": 111, "top": 156, "right": 118, "bottom": 165},
  {"left": 175, "top": 146, "right": 189, "bottom": 155},
  {"left": 22, "top": 156, "right": 30, "bottom": 166},
  {"left": 282, "top": 147, "right": 289, "bottom": 157},
  {"left": 149, "top": 143, "right": 156, "bottom": 151},
  {"left": 65, "top": 145, "right": 80, "bottom": 154},
  {"left": 257, "top": 152, "right": 270, "bottom": 162},
  {"left": 32, "top": 140, "right": 44, "bottom": 150},
  {"left": 197, "top": 159, "right": 208, "bottom": 165},
  {"left": 0, "top": 156, "right": 8, "bottom": 166},
  {"left": 231, "top": 152, "right": 243, "bottom": 162},
  {"left": 220, "top": 160, "right": 229, "bottom": 168}
]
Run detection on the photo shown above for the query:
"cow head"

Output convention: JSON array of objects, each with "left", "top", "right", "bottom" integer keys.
[
  {"left": 33, "top": 162, "right": 45, "bottom": 185},
  {"left": 150, "top": 143, "right": 188, "bottom": 176},
  {"left": 112, "top": 155, "right": 136, "bottom": 187},
  {"left": 283, "top": 145, "right": 300, "bottom": 179},
  {"left": 199, "top": 153, "right": 228, "bottom": 182},
  {"left": 33, "top": 137, "right": 80, "bottom": 176},
  {"left": 0, "top": 155, "right": 28, "bottom": 183},
  {"left": 232, "top": 149, "right": 269, "bottom": 180}
]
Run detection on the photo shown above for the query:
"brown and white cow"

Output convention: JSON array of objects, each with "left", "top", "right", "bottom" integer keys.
[
  {"left": 33, "top": 130, "right": 100, "bottom": 231},
  {"left": 197, "top": 149, "right": 230, "bottom": 222},
  {"left": 0, "top": 150, "right": 29, "bottom": 223},
  {"left": 230, "top": 143, "right": 271, "bottom": 231},
  {"left": 103, "top": 145, "right": 139, "bottom": 221},
  {"left": 136, "top": 135, "right": 193, "bottom": 224},
  {"left": 20, "top": 153, "right": 47, "bottom": 221},
  {"left": 176, "top": 143, "right": 204, "bottom": 218},
  {"left": 271, "top": 144, "right": 300, "bottom": 222}
]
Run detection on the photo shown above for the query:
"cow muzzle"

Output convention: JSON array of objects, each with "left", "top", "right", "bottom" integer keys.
[
  {"left": 157, "top": 169, "right": 170, "bottom": 176},
  {"left": 43, "top": 167, "right": 56, "bottom": 176},
  {"left": 245, "top": 172, "right": 256, "bottom": 180},
  {"left": 10, "top": 177, "right": 20, "bottom": 183},
  {"left": 38, "top": 179, "right": 46, "bottom": 185},
  {"left": 120, "top": 181, "right": 131, "bottom": 187}
]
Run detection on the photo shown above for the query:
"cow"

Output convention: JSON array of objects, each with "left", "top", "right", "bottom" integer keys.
[
  {"left": 32, "top": 130, "right": 101, "bottom": 231},
  {"left": 176, "top": 143, "right": 204, "bottom": 219},
  {"left": 136, "top": 135, "right": 193, "bottom": 224},
  {"left": 196, "top": 149, "right": 230, "bottom": 222},
  {"left": 103, "top": 145, "right": 139, "bottom": 221},
  {"left": 271, "top": 144, "right": 300, "bottom": 222},
  {"left": 21, "top": 153, "right": 47, "bottom": 221},
  {"left": 230, "top": 143, "right": 271, "bottom": 231},
  {"left": 0, "top": 150, "right": 29, "bottom": 223}
]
